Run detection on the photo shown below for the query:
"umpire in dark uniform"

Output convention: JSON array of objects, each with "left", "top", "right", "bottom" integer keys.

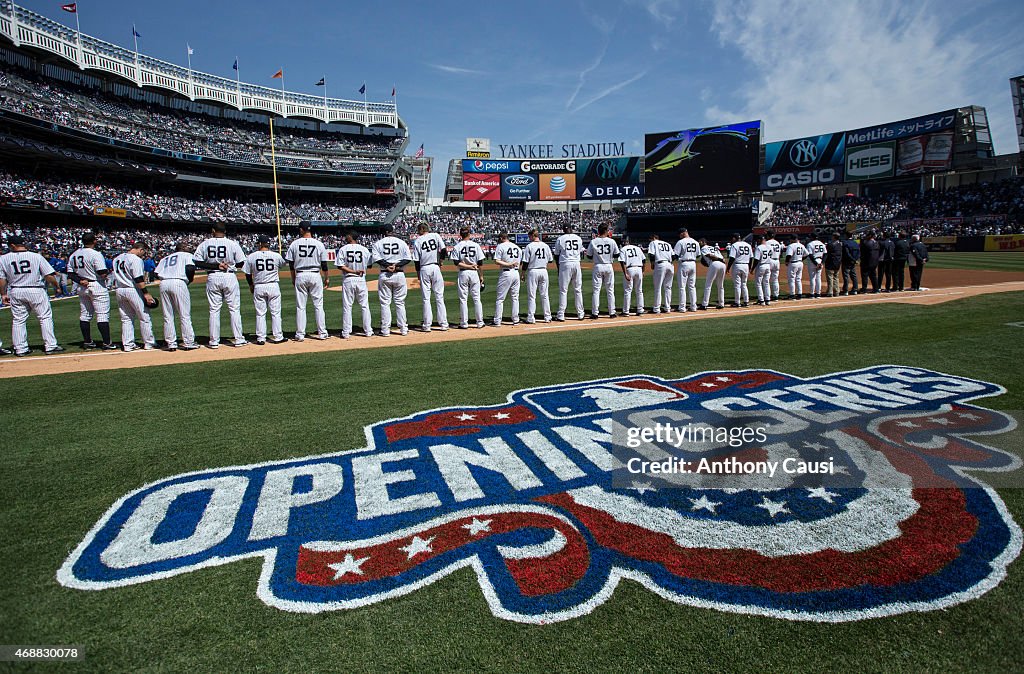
[
  {"left": 825, "top": 232, "right": 843, "bottom": 297},
  {"left": 892, "top": 230, "right": 911, "bottom": 291},
  {"left": 909, "top": 234, "right": 929, "bottom": 291},
  {"left": 879, "top": 231, "right": 896, "bottom": 292},
  {"left": 859, "top": 231, "right": 880, "bottom": 293},
  {"left": 841, "top": 231, "right": 860, "bottom": 295}
]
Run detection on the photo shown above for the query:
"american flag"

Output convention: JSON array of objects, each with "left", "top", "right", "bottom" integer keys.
[{"left": 414, "top": 143, "right": 424, "bottom": 158}]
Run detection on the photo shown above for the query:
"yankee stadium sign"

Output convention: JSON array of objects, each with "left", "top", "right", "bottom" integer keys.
[{"left": 59, "top": 367, "right": 1021, "bottom": 624}]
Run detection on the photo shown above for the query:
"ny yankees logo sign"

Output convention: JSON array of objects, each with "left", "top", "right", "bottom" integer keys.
[{"left": 59, "top": 367, "right": 1022, "bottom": 623}]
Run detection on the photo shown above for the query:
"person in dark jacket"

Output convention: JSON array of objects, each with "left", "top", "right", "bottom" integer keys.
[
  {"left": 879, "top": 231, "right": 896, "bottom": 292},
  {"left": 892, "top": 230, "right": 911, "bottom": 291},
  {"left": 908, "top": 234, "right": 929, "bottom": 291},
  {"left": 841, "top": 231, "right": 859, "bottom": 295},
  {"left": 824, "top": 232, "right": 843, "bottom": 297},
  {"left": 859, "top": 230, "right": 881, "bottom": 293}
]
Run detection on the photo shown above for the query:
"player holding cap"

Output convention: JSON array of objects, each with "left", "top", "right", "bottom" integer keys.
[
  {"left": 371, "top": 224, "right": 412, "bottom": 336},
  {"left": 785, "top": 234, "right": 809, "bottom": 300},
  {"left": 647, "top": 233, "right": 674, "bottom": 314},
  {"left": 552, "top": 223, "right": 585, "bottom": 321},
  {"left": 522, "top": 229, "right": 553, "bottom": 324},
  {"left": 0, "top": 235, "right": 64, "bottom": 355},
  {"left": 155, "top": 242, "right": 199, "bottom": 351},
  {"left": 286, "top": 223, "right": 330, "bottom": 341},
  {"left": 243, "top": 237, "right": 287, "bottom": 345},
  {"left": 765, "top": 230, "right": 783, "bottom": 302},
  {"left": 586, "top": 223, "right": 620, "bottom": 318},
  {"left": 336, "top": 231, "right": 373, "bottom": 339},
  {"left": 752, "top": 234, "right": 773, "bottom": 306},
  {"left": 193, "top": 224, "right": 247, "bottom": 349},
  {"left": 451, "top": 227, "right": 486, "bottom": 329},
  {"left": 492, "top": 232, "right": 522, "bottom": 326},
  {"left": 698, "top": 239, "right": 727, "bottom": 310},
  {"left": 674, "top": 228, "right": 700, "bottom": 312},
  {"left": 68, "top": 231, "right": 116, "bottom": 350},
  {"left": 805, "top": 234, "right": 827, "bottom": 299},
  {"left": 726, "top": 234, "right": 753, "bottom": 308},
  {"left": 619, "top": 236, "right": 645, "bottom": 316},
  {"left": 111, "top": 241, "right": 157, "bottom": 352},
  {"left": 411, "top": 223, "right": 448, "bottom": 332}
]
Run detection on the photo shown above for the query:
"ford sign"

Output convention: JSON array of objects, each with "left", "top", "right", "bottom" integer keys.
[{"left": 505, "top": 175, "right": 536, "bottom": 187}]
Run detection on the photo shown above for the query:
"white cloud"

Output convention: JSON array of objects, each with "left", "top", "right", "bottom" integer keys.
[
  {"left": 568, "top": 70, "right": 648, "bottom": 114},
  {"left": 704, "top": 0, "right": 1024, "bottom": 152},
  {"left": 634, "top": 0, "right": 681, "bottom": 26},
  {"left": 428, "top": 63, "right": 488, "bottom": 76}
]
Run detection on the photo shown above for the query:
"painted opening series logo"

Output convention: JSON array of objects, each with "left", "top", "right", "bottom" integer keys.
[{"left": 59, "top": 367, "right": 1021, "bottom": 624}]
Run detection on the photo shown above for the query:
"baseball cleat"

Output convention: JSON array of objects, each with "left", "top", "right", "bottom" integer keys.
[
  {"left": 475, "top": 323, "right": 485, "bottom": 329},
  {"left": 293, "top": 335, "right": 305, "bottom": 342},
  {"left": 101, "top": 343, "right": 118, "bottom": 351},
  {"left": 207, "top": 343, "right": 219, "bottom": 350},
  {"left": 232, "top": 341, "right": 247, "bottom": 348},
  {"left": 45, "top": 345, "right": 66, "bottom": 355},
  {"left": 254, "top": 340, "right": 266, "bottom": 346},
  {"left": 123, "top": 343, "right": 139, "bottom": 352},
  {"left": 553, "top": 317, "right": 565, "bottom": 322},
  {"left": 340, "top": 335, "right": 351, "bottom": 340},
  {"left": 400, "top": 328, "right": 409, "bottom": 336},
  {"left": 82, "top": 341, "right": 97, "bottom": 349},
  {"left": 143, "top": 343, "right": 156, "bottom": 351},
  {"left": 315, "top": 334, "right": 330, "bottom": 340},
  {"left": 268, "top": 337, "right": 286, "bottom": 344},
  {"left": 180, "top": 344, "right": 199, "bottom": 351},
  {"left": 437, "top": 326, "right": 449, "bottom": 332},
  {"left": 416, "top": 326, "right": 431, "bottom": 332},
  {"left": 14, "top": 349, "right": 30, "bottom": 357},
  {"left": 0, "top": 347, "right": 12, "bottom": 356}
]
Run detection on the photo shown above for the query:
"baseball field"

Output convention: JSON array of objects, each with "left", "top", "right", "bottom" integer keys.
[{"left": 2, "top": 252, "right": 1023, "bottom": 671}]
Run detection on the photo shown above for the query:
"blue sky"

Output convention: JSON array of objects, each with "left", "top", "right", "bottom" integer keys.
[{"left": 27, "top": 0, "right": 1024, "bottom": 196}]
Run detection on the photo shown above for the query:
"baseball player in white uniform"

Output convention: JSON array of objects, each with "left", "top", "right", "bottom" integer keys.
[
  {"left": 766, "top": 231, "right": 783, "bottom": 302},
  {"left": 785, "top": 235, "right": 809, "bottom": 300},
  {"left": 647, "top": 233, "right": 674, "bottom": 313},
  {"left": 521, "top": 229, "right": 553, "bottom": 323},
  {"left": 371, "top": 225, "right": 412, "bottom": 336},
  {"left": 193, "top": 224, "right": 247, "bottom": 348},
  {"left": 753, "top": 234, "right": 773, "bottom": 306},
  {"left": 243, "top": 237, "right": 287, "bottom": 345},
  {"left": 451, "top": 227, "right": 486, "bottom": 329},
  {"left": 619, "top": 237, "right": 645, "bottom": 315},
  {"left": 552, "top": 224, "right": 585, "bottom": 321},
  {"left": 674, "top": 228, "right": 700, "bottom": 312},
  {"left": 336, "top": 231, "right": 373, "bottom": 339},
  {"left": 68, "top": 231, "right": 116, "bottom": 350},
  {"left": 155, "top": 242, "right": 199, "bottom": 350},
  {"left": 586, "top": 223, "right": 620, "bottom": 318},
  {"left": 111, "top": 241, "right": 158, "bottom": 352},
  {"left": 286, "top": 224, "right": 330, "bottom": 341},
  {"left": 698, "top": 239, "right": 727, "bottom": 310},
  {"left": 411, "top": 223, "right": 448, "bottom": 332},
  {"left": 0, "top": 235, "right": 64, "bottom": 355},
  {"left": 806, "top": 235, "right": 827, "bottom": 298},
  {"left": 726, "top": 234, "right": 753, "bottom": 307},
  {"left": 492, "top": 232, "right": 522, "bottom": 326}
]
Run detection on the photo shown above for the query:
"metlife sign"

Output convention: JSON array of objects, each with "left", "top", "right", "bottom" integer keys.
[
  {"left": 761, "top": 133, "right": 845, "bottom": 189},
  {"left": 844, "top": 142, "right": 895, "bottom": 181},
  {"left": 845, "top": 110, "right": 956, "bottom": 147}
]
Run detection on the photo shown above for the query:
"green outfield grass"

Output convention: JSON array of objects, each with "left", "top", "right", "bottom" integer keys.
[
  {"left": 3, "top": 265, "right": 791, "bottom": 355},
  {"left": 1, "top": 291, "right": 1023, "bottom": 671},
  {"left": 927, "top": 251, "right": 1024, "bottom": 272}
]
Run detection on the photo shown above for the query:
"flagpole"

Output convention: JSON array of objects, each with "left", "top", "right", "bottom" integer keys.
[
  {"left": 363, "top": 84, "right": 368, "bottom": 125},
  {"left": 235, "top": 56, "right": 241, "bottom": 105},
  {"left": 323, "top": 76, "right": 328, "bottom": 122},
  {"left": 269, "top": 118, "right": 283, "bottom": 254},
  {"left": 393, "top": 85, "right": 397, "bottom": 124},
  {"left": 74, "top": 7, "right": 82, "bottom": 56},
  {"left": 186, "top": 45, "right": 193, "bottom": 98}
]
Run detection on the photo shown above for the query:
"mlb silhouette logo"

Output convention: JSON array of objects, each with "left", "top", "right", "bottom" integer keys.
[{"left": 523, "top": 377, "right": 687, "bottom": 419}]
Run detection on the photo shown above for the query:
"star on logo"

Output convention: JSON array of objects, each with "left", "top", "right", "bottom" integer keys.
[
  {"left": 715, "top": 376, "right": 731, "bottom": 382},
  {"left": 803, "top": 441, "right": 828, "bottom": 452},
  {"left": 327, "top": 553, "right": 370, "bottom": 580},
  {"left": 462, "top": 518, "right": 492, "bottom": 536},
  {"left": 630, "top": 480, "right": 656, "bottom": 495},
  {"left": 757, "top": 497, "right": 790, "bottom": 518},
  {"left": 929, "top": 417, "right": 952, "bottom": 426},
  {"left": 456, "top": 413, "right": 476, "bottom": 421},
  {"left": 689, "top": 494, "right": 722, "bottom": 514},
  {"left": 399, "top": 535, "right": 436, "bottom": 560},
  {"left": 806, "top": 486, "right": 839, "bottom": 504},
  {"left": 700, "top": 382, "right": 717, "bottom": 388},
  {"left": 493, "top": 412, "right": 511, "bottom": 420},
  {"left": 958, "top": 412, "right": 981, "bottom": 420},
  {"left": 896, "top": 421, "right": 920, "bottom": 428}
]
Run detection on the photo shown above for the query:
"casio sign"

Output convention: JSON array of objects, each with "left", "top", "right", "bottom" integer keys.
[
  {"left": 505, "top": 175, "right": 536, "bottom": 186},
  {"left": 846, "top": 146, "right": 893, "bottom": 178},
  {"left": 765, "top": 169, "right": 837, "bottom": 188}
]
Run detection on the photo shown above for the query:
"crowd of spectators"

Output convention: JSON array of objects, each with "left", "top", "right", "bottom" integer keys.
[
  {"left": 392, "top": 209, "right": 623, "bottom": 244},
  {"left": 0, "top": 66, "right": 404, "bottom": 172},
  {"left": 628, "top": 197, "right": 753, "bottom": 213},
  {"left": 0, "top": 172, "right": 396, "bottom": 225}
]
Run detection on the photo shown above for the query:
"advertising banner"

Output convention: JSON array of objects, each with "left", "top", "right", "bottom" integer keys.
[
  {"left": 500, "top": 173, "right": 540, "bottom": 201},
  {"left": 644, "top": 121, "right": 761, "bottom": 197},
  {"left": 576, "top": 156, "right": 645, "bottom": 199},
  {"left": 93, "top": 207, "right": 127, "bottom": 218},
  {"left": 466, "top": 137, "right": 491, "bottom": 158},
  {"left": 538, "top": 173, "right": 576, "bottom": 201},
  {"left": 984, "top": 234, "right": 1024, "bottom": 251},
  {"left": 461, "top": 159, "right": 522, "bottom": 174},
  {"left": 845, "top": 110, "right": 956, "bottom": 146},
  {"left": 761, "top": 133, "right": 845, "bottom": 189},
  {"left": 462, "top": 173, "right": 501, "bottom": 201},
  {"left": 895, "top": 131, "right": 953, "bottom": 176},
  {"left": 844, "top": 142, "right": 895, "bottom": 181}
]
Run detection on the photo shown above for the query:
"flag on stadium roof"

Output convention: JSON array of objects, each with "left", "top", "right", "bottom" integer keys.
[
  {"left": 315, "top": 77, "right": 325, "bottom": 86},
  {"left": 391, "top": 86, "right": 396, "bottom": 97},
  {"left": 414, "top": 143, "right": 424, "bottom": 158},
  {"left": 271, "top": 69, "right": 283, "bottom": 79},
  {"left": 358, "top": 82, "right": 366, "bottom": 95},
  {"left": 61, "top": 3, "right": 76, "bottom": 13},
  {"left": 232, "top": 58, "right": 238, "bottom": 71},
  {"left": 187, "top": 44, "right": 194, "bottom": 56},
  {"left": 132, "top": 25, "right": 141, "bottom": 38}
]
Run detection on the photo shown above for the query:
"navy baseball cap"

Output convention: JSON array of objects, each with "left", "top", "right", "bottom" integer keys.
[
  {"left": 257, "top": 236, "right": 272, "bottom": 247},
  {"left": 7, "top": 235, "right": 25, "bottom": 246}
]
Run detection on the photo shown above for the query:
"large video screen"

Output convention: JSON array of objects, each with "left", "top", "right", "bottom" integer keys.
[
  {"left": 643, "top": 120, "right": 761, "bottom": 198},
  {"left": 761, "top": 133, "right": 845, "bottom": 189}
]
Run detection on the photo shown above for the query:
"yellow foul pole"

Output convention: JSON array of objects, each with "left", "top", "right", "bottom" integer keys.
[{"left": 269, "top": 118, "right": 283, "bottom": 254}]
